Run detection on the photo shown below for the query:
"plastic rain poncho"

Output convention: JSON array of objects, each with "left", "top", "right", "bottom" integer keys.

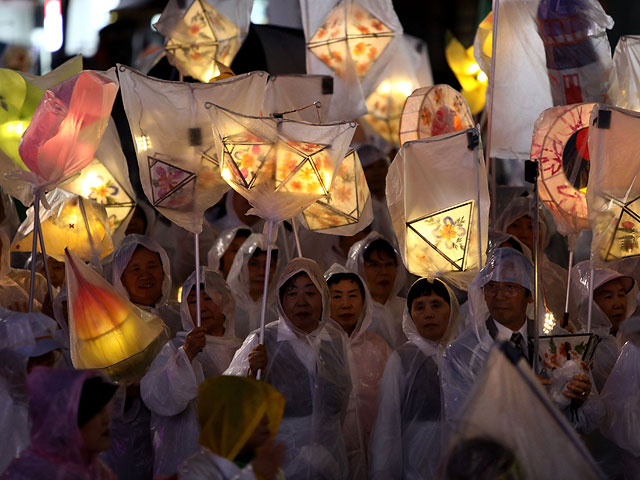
[
  {"left": 1, "top": 368, "right": 116, "bottom": 480},
  {"left": 207, "top": 226, "right": 251, "bottom": 273},
  {"left": 227, "top": 233, "right": 281, "bottom": 339},
  {"left": 141, "top": 268, "right": 241, "bottom": 475},
  {"left": 324, "top": 263, "right": 392, "bottom": 480},
  {"left": 0, "top": 312, "right": 60, "bottom": 472},
  {"left": 111, "top": 234, "right": 181, "bottom": 338},
  {"left": 369, "top": 278, "right": 461, "bottom": 480},
  {"left": 443, "top": 344, "right": 604, "bottom": 480},
  {"left": 225, "top": 257, "right": 352, "bottom": 479},
  {"left": 179, "top": 375, "right": 285, "bottom": 480},
  {"left": 568, "top": 261, "right": 637, "bottom": 392},
  {"left": 442, "top": 248, "right": 603, "bottom": 434},
  {"left": 346, "top": 231, "right": 407, "bottom": 349}
]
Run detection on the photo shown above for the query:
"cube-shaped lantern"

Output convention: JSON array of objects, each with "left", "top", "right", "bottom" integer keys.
[{"left": 300, "top": 149, "right": 373, "bottom": 235}]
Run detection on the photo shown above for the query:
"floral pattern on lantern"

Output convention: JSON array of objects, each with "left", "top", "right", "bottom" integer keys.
[
  {"left": 362, "top": 79, "right": 414, "bottom": 145},
  {"left": 307, "top": 2, "right": 394, "bottom": 79},
  {"left": 399, "top": 84, "right": 474, "bottom": 145}
]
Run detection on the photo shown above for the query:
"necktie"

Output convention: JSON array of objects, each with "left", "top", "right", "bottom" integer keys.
[{"left": 510, "top": 332, "right": 528, "bottom": 362}]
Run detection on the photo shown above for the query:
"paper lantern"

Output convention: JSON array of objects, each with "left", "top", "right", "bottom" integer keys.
[
  {"left": 154, "top": 0, "right": 252, "bottom": 82},
  {"left": 611, "top": 36, "right": 640, "bottom": 112},
  {"left": 207, "top": 103, "right": 355, "bottom": 221},
  {"left": 445, "top": 33, "right": 488, "bottom": 115},
  {"left": 118, "top": 65, "right": 268, "bottom": 233},
  {"left": 299, "top": 149, "right": 373, "bottom": 235},
  {"left": 386, "top": 128, "right": 489, "bottom": 286},
  {"left": 0, "top": 56, "right": 82, "bottom": 205},
  {"left": 587, "top": 105, "right": 640, "bottom": 262},
  {"left": 17, "top": 70, "right": 118, "bottom": 191},
  {"left": 531, "top": 103, "right": 595, "bottom": 238},
  {"left": 399, "top": 84, "right": 474, "bottom": 146},
  {"left": 64, "top": 248, "right": 167, "bottom": 381},
  {"left": 11, "top": 189, "right": 114, "bottom": 262}
]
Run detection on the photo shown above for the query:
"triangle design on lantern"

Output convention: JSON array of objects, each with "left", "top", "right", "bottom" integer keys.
[
  {"left": 148, "top": 155, "right": 196, "bottom": 208},
  {"left": 604, "top": 194, "right": 640, "bottom": 261}
]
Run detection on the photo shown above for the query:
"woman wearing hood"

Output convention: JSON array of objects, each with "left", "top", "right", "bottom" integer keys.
[
  {"left": 140, "top": 268, "right": 242, "bottom": 476},
  {"left": 346, "top": 231, "right": 408, "bottom": 349},
  {"left": 369, "top": 277, "right": 461, "bottom": 479},
  {"left": 225, "top": 258, "right": 352, "bottom": 479},
  {"left": 207, "top": 227, "right": 252, "bottom": 279},
  {"left": 111, "top": 234, "right": 181, "bottom": 338},
  {"left": 1, "top": 368, "right": 117, "bottom": 480},
  {"left": 227, "top": 233, "right": 281, "bottom": 340},
  {"left": 325, "top": 263, "right": 392, "bottom": 480}
]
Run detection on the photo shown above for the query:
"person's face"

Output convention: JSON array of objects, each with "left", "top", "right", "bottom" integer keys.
[
  {"left": 121, "top": 247, "right": 165, "bottom": 307},
  {"left": 247, "top": 252, "right": 277, "bottom": 301},
  {"left": 594, "top": 278, "right": 629, "bottom": 329},
  {"left": 506, "top": 215, "right": 534, "bottom": 252},
  {"left": 124, "top": 207, "right": 146, "bottom": 236},
  {"left": 282, "top": 274, "right": 323, "bottom": 334},
  {"left": 243, "top": 414, "right": 271, "bottom": 453},
  {"left": 329, "top": 279, "right": 364, "bottom": 335},
  {"left": 45, "top": 257, "right": 65, "bottom": 288},
  {"left": 80, "top": 402, "right": 112, "bottom": 454},
  {"left": 483, "top": 281, "right": 532, "bottom": 329},
  {"left": 410, "top": 293, "right": 451, "bottom": 342},
  {"left": 187, "top": 287, "right": 226, "bottom": 335},
  {"left": 363, "top": 159, "right": 389, "bottom": 199},
  {"left": 364, "top": 250, "right": 397, "bottom": 304},
  {"left": 220, "top": 235, "right": 248, "bottom": 279}
]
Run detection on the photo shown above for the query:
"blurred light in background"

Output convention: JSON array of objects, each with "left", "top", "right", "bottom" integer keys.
[{"left": 65, "top": 0, "right": 120, "bottom": 57}]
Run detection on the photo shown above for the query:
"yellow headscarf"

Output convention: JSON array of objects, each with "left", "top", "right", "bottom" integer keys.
[{"left": 197, "top": 376, "right": 285, "bottom": 462}]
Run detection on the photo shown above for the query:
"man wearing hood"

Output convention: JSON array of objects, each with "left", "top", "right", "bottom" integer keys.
[{"left": 225, "top": 258, "right": 352, "bottom": 479}]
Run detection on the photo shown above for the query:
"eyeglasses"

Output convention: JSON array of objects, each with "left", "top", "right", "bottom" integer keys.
[{"left": 483, "top": 282, "right": 525, "bottom": 298}]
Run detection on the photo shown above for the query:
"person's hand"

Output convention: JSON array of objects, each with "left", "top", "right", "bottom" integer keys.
[
  {"left": 184, "top": 327, "right": 208, "bottom": 362},
  {"left": 563, "top": 374, "right": 592, "bottom": 406},
  {"left": 248, "top": 344, "right": 268, "bottom": 377},
  {"left": 251, "top": 439, "right": 284, "bottom": 480}
]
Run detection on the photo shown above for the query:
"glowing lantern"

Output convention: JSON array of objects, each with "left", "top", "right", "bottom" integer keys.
[
  {"left": 118, "top": 64, "right": 268, "bottom": 233},
  {"left": 531, "top": 103, "right": 595, "bottom": 239},
  {"left": 445, "top": 33, "right": 488, "bottom": 115},
  {"left": 611, "top": 36, "right": 640, "bottom": 112},
  {"left": 154, "top": 0, "right": 252, "bottom": 82},
  {"left": 386, "top": 127, "right": 489, "bottom": 287},
  {"left": 64, "top": 248, "right": 167, "bottom": 381},
  {"left": 207, "top": 103, "right": 355, "bottom": 222},
  {"left": 299, "top": 149, "right": 373, "bottom": 235},
  {"left": 587, "top": 105, "right": 640, "bottom": 262},
  {"left": 11, "top": 189, "right": 114, "bottom": 262},
  {"left": 399, "top": 84, "right": 474, "bottom": 146}
]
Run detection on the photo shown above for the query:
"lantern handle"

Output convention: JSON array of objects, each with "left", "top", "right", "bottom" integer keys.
[
  {"left": 291, "top": 217, "right": 303, "bottom": 257},
  {"left": 562, "top": 250, "right": 574, "bottom": 329},
  {"left": 257, "top": 220, "right": 275, "bottom": 380},
  {"left": 28, "top": 190, "right": 41, "bottom": 313},
  {"left": 194, "top": 232, "right": 201, "bottom": 328}
]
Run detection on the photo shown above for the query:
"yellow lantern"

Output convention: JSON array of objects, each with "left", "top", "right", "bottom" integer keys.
[
  {"left": 300, "top": 149, "right": 373, "bottom": 235},
  {"left": 362, "top": 78, "right": 413, "bottom": 144},
  {"left": 12, "top": 189, "right": 114, "bottom": 262},
  {"left": 64, "top": 248, "right": 167, "bottom": 381},
  {"left": 445, "top": 33, "right": 488, "bottom": 115}
]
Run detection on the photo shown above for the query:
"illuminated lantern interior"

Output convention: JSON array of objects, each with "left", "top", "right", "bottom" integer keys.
[
  {"left": 445, "top": 32, "right": 488, "bottom": 115},
  {"left": 362, "top": 79, "right": 415, "bottom": 145}
]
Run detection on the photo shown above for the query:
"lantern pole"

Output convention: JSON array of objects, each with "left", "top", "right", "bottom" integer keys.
[
  {"left": 35, "top": 213, "right": 55, "bottom": 306},
  {"left": 470, "top": 128, "right": 483, "bottom": 271},
  {"left": 525, "top": 159, "right": 540, "bottom": 373},
  {"left": 257, "top": 219, "right": 275, "bottom": 380},
  {"left": 291, "top": 217, "right": 303, "bottom": 257},
  {"left": 78, "top": 198, "right": 100, "bottom": 269},
  {"left": 487, "top": 0, "right": 501, "bottom": 226},
  {"left": 562, "top": 250, "right": 574, "bottom": 328},
  {"left": 587, "top": 263, "right": 594, "bottom": 333},
  {"left": 279, "top": 222, "right": 291, "bottom": 261},
  {"left": 28, "top": 190, "right": 41, "bottom": 313},
  {"left": 194, "top": 232, "right": 201, "bottom": 328}
]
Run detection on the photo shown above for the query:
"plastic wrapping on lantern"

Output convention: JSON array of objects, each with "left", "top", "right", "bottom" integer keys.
[
  {"left": 442, "top": 344, "right": 604, "bottom": 479},
  {"left": 60, "top": 120, "right": 136, "bottom": 245},
  {"left": 263, "top": 74, "right": 335, "bottom": 123},
  {"left": 386, "top": 128, "right": 489, "bottom": 289},
  {"left": 299, "top": 149, "right": 373, "bottom": 236},
  {"left": 11, "top": 189, "right": 114, "bottom": 262},
  {"left": 398, "top": 84, "right": 474, "bottom": 146},
  {"left": 531, "top": 103, "right": 595, "bottom": 239},
  {"left": 118, "top": 65, "right": 268, "bottom": 233},
  {"left": 154, "top": 0, "right": 252, "bottom": 82},
  {"left": 207, "top": 103, "right": 356, "bottom": 221},
  {"left": 0, "top": 56, "right": 83, "bottom": 206},
  {"left": 611, "top": 36, "right": 640, "bottom": 111},
  {"left": 360, "top": 35, "right": 433, "bottom": 147},
  {"left": 473, "top": 11, "right": 493, "bottom": 76},
  {"left": 586, "top": 105, "right": 640, "bottom": 264},
  {"left": 16, "top": 69, "right": 118, "bottom": 191},
  {"left": 300, "top": 0, "right": 403, "bottom": 121},
  {"left": 65, "top": 248, "right": 168, "bottom": 382}
]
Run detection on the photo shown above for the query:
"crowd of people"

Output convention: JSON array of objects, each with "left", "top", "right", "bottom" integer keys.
[{"left": 0, "top": 144, "right": 639, "bottom": 480}]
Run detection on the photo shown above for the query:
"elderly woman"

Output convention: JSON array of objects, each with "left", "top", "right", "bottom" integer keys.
[
  {"left": 141, "top": 268, "right": 242, "bottom": 476},
  {"left": 225, "top": 258, "right": 352, "bottom": 479},
  {"left": 369, "top": 278, "right": 461, "bottom": 479},
  {"left": 325, "top": 263, "right": 391, "bottom": 480}
]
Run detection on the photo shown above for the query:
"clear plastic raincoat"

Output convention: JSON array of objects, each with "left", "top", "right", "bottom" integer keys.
[
  {"left": 369, "top": 278, "right": 461, "bottom": 480},
  {"left": 225, "top": 257, "right": 352, "bottom": 479},
  {"left": 1, "top": 368, "right": 116, "bottom": 480},
  {"left": 346, "top": 231, "right": 407, "bottom": 349},
  {"left": 140, "top": 268, "right": 241, "bottom": 475},
  {"left": 324, "top": 263, "right": 391, "bottom": 480},
  {"left": 227, "top": 233, "right": 281, "bottom": 340},
  {"left": 207, "top": 226, "right": 251, "bottom": 273}
]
